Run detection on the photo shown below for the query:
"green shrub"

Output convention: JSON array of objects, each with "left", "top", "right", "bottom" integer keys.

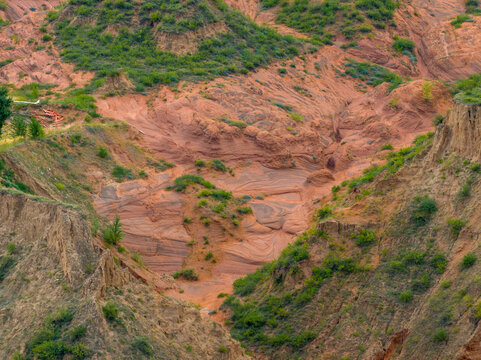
[
  {"left": 399, "top": 290, "right": 413, "bottom": 303},
  {"left": 316, "top": 205, "right": 332, "bottom": 220},
  {"left": 112, "top": 165, "right": 133, "bottom": 182},
  {"left": 172, "top": 268, "right": 199, "bottom": 281},
  {"left": 380, "top": 143, "right": 393, "bottom": 151},
  {"left": 433, "top": 328, "right": 448, "bottom": 342},
  {"left": 195, "top": 159, "right": 206, "bottom": 167},
  {"left": 451, "top": 14, "right": 472, "bottom": 28},
  {"left": 411, "top": 273, "right": 431, "bottom": 293},
  {"left": 474, "top": 301, "right": 481, "bottom": 319},
  {"left": 102, "top": 301, "right": 119, "bottom": 321},
  {"left": 12, "top": 115, "right": 27, "bottom": 137},
  {"left": 289, "top": 111, "right": 304, "bottom": 122},
  {"left": 209, "top": 159, "right": 227, "bottom": 172},
  {"left": 447, "top": 218, "right": 466, "bottom": 237},
  {"left": 6, "top": 242, "right": 18, "bottom": 255},
  {"left": 353, "top": 229, "right": 377, "bottom": 247},
  {"left": 458, "top": 181, "right": 472, "bottom": 198},
  {"left": 102, "top": 215, "right": 123, "bottom": 245},
  {"left": 69, "top": 343, "right": 90, "bottom": 359},
  {"left": 205, "top": 251, "right": 214, "bottom": 261},
  {"left": 431, "top": 253, "right": 447, "bottom": 273},
  {"left": 97, "top": 146, "right": 108, "bottom": 158},
  {"left": 0, "top": 86, "right": 12, "bottom": 135},
  {"left": 422, "top": 81, "right": 433, "bottom": 101},
  {"left": 433, "top": 113, "right": 444, "bottom": 126},
  {"left": 290, "top": 330, "right": 317, "bottom": 349},
  {"left": 411, "top": 195, "right": 437, "bottom": 226},
  {"left": 237, "top": 206, "right": 252, "bottom": 214},
  {"left": 69, "top": 325, "right": 87, "bottom": 341},
  {"left": 392, "top": 36, "right": 415, "bottom": 52},
  {"left": 461, "top": 252, "right": 476, "bottom": 269},
  {"left": 29, "top": 118, "right": 45, "bottom": 138},
  {"left": 132, "top": 337, "right": 153, "bottom": 355},
  {"left": 466, "top": 0, "right": 480, "bottom": 12},
  {"left": 0, "top": 255, "right": 16, "bottom": 281},
  {"left": 198, "top": 188, "right": 232, "bottom": 201},
  {"left": 168, "top": 174, "right": 214, "bottom": 192},
  {"left": 217, "top": 345, "right": 230, "bottom": 353}
]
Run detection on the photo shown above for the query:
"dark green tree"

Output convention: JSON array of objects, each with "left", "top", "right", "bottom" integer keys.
[{"left": 0, "top": 86, "right": 12, "bottom": 135}]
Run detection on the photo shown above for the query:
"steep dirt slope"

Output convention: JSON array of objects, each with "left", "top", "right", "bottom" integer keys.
[
  {"left": 0, "top": 190, "right": 248, "bottom": 359},
  {"left": 0, "top": 0, "right": 92, "bottom": 88},
  {"left": 222, "top": 102, "right": 481, "bottom": 359}
]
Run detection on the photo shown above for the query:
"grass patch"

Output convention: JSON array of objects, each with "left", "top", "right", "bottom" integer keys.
[
  {"left": 273, "top": 0, "right": 397, "bottom": 41},
  {"left": 451, "top": 14, "right": 472, "bottom": 28},
  {"left": 342, "top": 58, "right": 403, "bottom": 92},
  {"left": 168, "top": 174, "right": 215, "bottom": 192},
  {"left": 453, "top": 73, "right": 481, "bottom": 104},
  {"left": 347, "top": 133, "right": 433, "bottom": 190}
]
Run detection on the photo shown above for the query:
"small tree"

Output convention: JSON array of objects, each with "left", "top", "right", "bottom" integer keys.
[
  {"left": 102, "top": 215, "right": 123, "bottom": 245},
  {"left": 12, "top": 115, "right": 27, "bottom": 137},
  {"left": 28, "top": 118, "right": 45, "bottom": 138},
  {"left": 0, "top": 86, "right": 12, "bottom": 135},
  {"left": 422, "top": 82, "right": 433, "bottom": 102}
]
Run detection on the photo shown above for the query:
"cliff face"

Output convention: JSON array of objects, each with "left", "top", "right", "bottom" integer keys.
[
  {"left": 431, "top": 103, "right": 481, "bottom": 162},
  {"left": 0, "top": 191, "right": 249, "bottom": 359}
]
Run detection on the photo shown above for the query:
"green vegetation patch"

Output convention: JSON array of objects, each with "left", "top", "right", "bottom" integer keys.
[
  {"left": 173, "top": 268, "right": 199, "bottom": 280},
  {"left": 0, "top": 255, "right": 16, "bottom": 282},
  {"left": 466, "top": 0, "right": 481, "bottom": 13},
  {"left": 223, "top": 226, "right": 366, "bottom": 352},
  {"left": 271, "top": 0, "right": 398, "bottom": 42},
  {"left": 23, "top": 308, "right": 91, "bottom": 360},
  {"left": 451, "top": 14, "right": 473, "bottom": 28},
  {"left": 347, "top": 133, "right": 433, "bottom": 190},
  {"left": 50, "top": 0, "right": 304, "bottom": 90},
  {"left": 0, "top": 159, "right": 33, "bottom": 194},
  {"left": 167, "top": 174, "right": 215, "bottom": 192},
  {"left": 341, "top": 58, "right": 403, "bottom": 91},
  {"left": 453, "top": 73, "right": 481, "bottom": 105},
  {"left": 410, "top": 195, "right": 437, "bottom": 226}
]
